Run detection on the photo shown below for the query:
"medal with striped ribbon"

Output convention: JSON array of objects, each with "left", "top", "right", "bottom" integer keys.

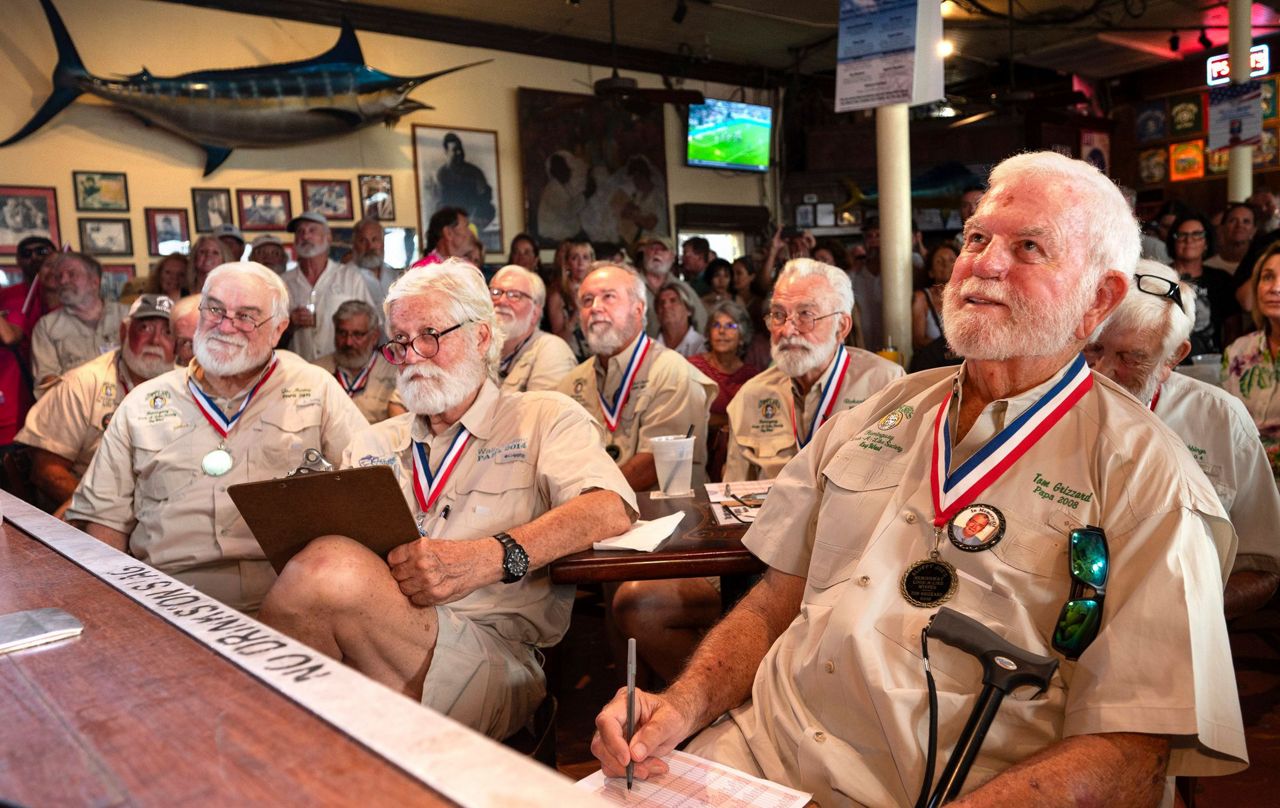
[
  {"left": 792, "top": 344, "right": 851, "bottom": 449},
  {"left": 411, "top": 427, "right": 472, "bottom": 514},
  {"left": 187, "top": 354, "right": 280, "bottom": 477},
  {"left": 335, "top": 354, "right": 376, "bottom": 396},
  {"left": 599, "top": 334, "right": 651, "bottom": 434}
]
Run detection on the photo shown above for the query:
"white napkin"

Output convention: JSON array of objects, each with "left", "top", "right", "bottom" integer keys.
[{"left": 591, "top": 511, "right": 687, "bottom": 552}]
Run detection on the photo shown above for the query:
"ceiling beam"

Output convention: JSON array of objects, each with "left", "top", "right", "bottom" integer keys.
[{"left": 159, "top": 0, "right": 783, "bottom": 88}]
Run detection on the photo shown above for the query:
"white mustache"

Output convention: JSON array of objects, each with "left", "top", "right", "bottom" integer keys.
[{"left": 774, "top": 336, "right": 812, "bottom": 351}]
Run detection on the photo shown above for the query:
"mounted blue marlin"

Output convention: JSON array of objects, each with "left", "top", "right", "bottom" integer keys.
[{"left": 3, "top": 0, "right": 489, "bottom": 175}]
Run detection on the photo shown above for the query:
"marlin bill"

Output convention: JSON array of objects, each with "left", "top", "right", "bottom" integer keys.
[{"left": 3, "top": 0, "right": 489, "bottom": 175}]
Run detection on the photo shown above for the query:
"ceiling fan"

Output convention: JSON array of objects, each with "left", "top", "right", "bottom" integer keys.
[{"left": 593, "top": 0, "right": 705, "bottom": 110}]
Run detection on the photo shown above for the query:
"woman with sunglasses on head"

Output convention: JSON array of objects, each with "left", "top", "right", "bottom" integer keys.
[
  {"left": 1224, "top": 241, "right": 1280, "bottom": 485},
  {"left": 1168, "top": 212, "right": 1241, "bottom": 355}
]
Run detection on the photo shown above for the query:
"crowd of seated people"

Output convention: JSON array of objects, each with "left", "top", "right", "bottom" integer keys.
[{"left": 5, "top": 153, "right": 1279, "bottom": 806}]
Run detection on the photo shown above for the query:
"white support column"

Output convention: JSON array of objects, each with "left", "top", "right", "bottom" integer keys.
[
  {"left": 875, "top": 103, "right": 913, "bottom": 364},
  {"left": 1228, "top": 0, "right": 1253, "bottom": 202}
]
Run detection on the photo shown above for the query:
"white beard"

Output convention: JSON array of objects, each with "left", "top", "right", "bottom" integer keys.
[
  {"left": 585, "top": 320, "right": 632, "bottom": 357},
  {"left": 335, "top": 345, "right": 375, "bottom": 371},
  {"left": 194, "top": 331, "right": 270, "bottom": 376},
  {"left": 295, "top": 241, "right": 328, "bottom": 259},
  {"left": 121, "top": 342, "right": 172, "bottom": 380},
  {"left": 942, "top": 275, "right": 1094, "bottom": 360},
  {"left": 396, "top": 352, "right": 486, "bottom": 416},
  {"left": 355, "top": 252, "right": 383, "bottom": 270},
  {"left": 773, "top": 333, "right": 837, "bottom": 379}
]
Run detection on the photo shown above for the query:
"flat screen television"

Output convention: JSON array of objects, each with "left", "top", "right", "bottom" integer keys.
[{"left": 686, "top": 99, "right": 773, "bottom": 173}]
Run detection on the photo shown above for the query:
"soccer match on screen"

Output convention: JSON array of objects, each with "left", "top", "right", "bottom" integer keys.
[{"left": 686, "top": 99, "right": 773, "bottom": 172}]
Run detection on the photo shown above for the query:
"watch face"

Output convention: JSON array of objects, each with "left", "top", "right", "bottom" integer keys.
[{"left": 505, "top": 545, "right": 530, "bottom": 581}]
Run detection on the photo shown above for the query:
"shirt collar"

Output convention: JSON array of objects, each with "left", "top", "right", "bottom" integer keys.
[
  {"left": 951, "top": 356, "right": 1080, "bottom": 432},
  {"left": 407, "top": 377, "right": 500, "bottom": 446}
]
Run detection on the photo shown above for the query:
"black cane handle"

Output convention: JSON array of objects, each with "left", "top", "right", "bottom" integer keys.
[{"left": 927, "top": 607, "right": 1059, "bottom": 696}]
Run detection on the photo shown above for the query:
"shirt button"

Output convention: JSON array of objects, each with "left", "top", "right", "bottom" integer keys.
[
  {"left": 858, "top": 575, "right": 871, "bottom": 586},
  {"left": 904, "top": 512, "right": 917, "bottom": 524},
  {"left": 814, "top": 731, "right": 826, "bottom": 743},
  {"left": 824, "top": 660, "right": 835, "bottom": 673}
]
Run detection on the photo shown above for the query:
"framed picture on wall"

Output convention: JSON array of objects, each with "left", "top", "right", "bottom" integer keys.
[
  {"left": 0, "top": 185, "right": 59, "bottom": 256},
  {"left": 191, "top": 188, "right": 234, "bottom": 233},
  {"left": 1263, "top": 79, "right": 1278, "bottom": 121},
  {"left": 237, "top": 189, "right": 291, "bottom": 231},
  {"left": 1169, "top": 94, "right": 1204, "bottom": 135},
  {"left": 78, "top": 217, "right": 132, "bottom": 256},
  {"left": 1255, "top": 127, "right": 1279, "bottom": 168},
  {"left": 145, "top": 207, "right": 190, "bottom": 256},
  {"left": 301, "top": 179, "right": 354, "bottom": 220},
  {"left": 101, "top": 264, "right": 135, "bottom": 302},
  {"left": 1138, "top": 148, "right": 1168, "bottom": 184},
  {"left": 413, "top": 124, "right": 502, "bottom": 253},
  {"left": 1169, "top": 140, "right": 1205, "bottom": 182},
  {"left": 1135, "top": 100, "right": 1167, "bottom": 143},
  {"left": 359, "top": 174, "right": 395, "bottom": 220},
  {"left": 73, "top": 171, "right": 129, "bottom": 212}
]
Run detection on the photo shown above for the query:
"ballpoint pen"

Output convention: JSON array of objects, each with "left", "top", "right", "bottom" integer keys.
[{"left": 626, "top": 637, "right": 636, "bottom": 790}]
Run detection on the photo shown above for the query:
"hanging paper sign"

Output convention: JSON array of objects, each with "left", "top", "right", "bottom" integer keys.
[{"left": 835, "top": 0, "right": 943, "bottom": 112}]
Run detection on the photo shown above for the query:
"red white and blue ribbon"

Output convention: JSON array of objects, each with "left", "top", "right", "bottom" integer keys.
[
  {"left": 793, "top": 344, "right": 851, "bottom": 449},
  {"left": 1148, "top": 384, "right": 1161, "bottom": 412},
  {"left": 411, "top": 427, "right": 472, "bottom": 514},
  {"left": 335, "top": 354, "right": 377, "bottom": 396},
  {"left": 599, "top": 334, "right": 652, "bottom": 433},
  {"left": 187, "top": 354, "right": 279, "bottom": 438},
  {"left": 930, "top": 353, "right": 1092, "bottom": 527}
]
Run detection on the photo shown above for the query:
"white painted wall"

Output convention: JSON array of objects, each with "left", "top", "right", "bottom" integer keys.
[{"left": 0, "top": 0, "right": 777, "bottom": 270}]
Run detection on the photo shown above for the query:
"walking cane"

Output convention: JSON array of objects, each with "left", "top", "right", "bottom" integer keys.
[{"left": 917, "top": 607, "right": 1059, "bottom": 808}]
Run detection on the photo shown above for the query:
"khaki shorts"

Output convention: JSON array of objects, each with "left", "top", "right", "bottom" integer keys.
[
  {"left": 172, "top": 559, "right": 277, "bottom": 616},
  {"left": 685, "top": 714, "right": 766, "bottom": 778},
  {"left": 422, "top": 606, "right": 546, "bottom": 740}
]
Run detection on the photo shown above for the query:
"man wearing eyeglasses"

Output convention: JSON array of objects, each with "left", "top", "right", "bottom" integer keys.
[
  {"left": 66, "top": 262, "right": 367, "bottom": 614},
  {"left": 17, "top": 294, "right": 175, "bottom": 514},
  {"left": 1087, "top": 259, "right": 1280, "bottom": 619},
  {"left": 257, "top": 259, "right": 636, "bottom": 739},
  {"left": 30, "top": 251, "right": 129, "bottom": 395},
  {"left": 488, "top": 265, "right": 576, "bottom": 393},
  {"left": 283, "top": 211, "right": 377, "bottom": 362},
  {"left": 557, "top": 263, "right": 716, "bottom": 491},
  {"left": 723, "top": 259, "right": 902, "bottom": 482},
  {"left": 593, "top": 152, "right": 1246, "bottom": 804},
  {"left": 312, "top": 298, "right": 405, "bottom": 424}
]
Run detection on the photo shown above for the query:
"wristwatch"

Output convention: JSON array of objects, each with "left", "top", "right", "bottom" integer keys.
[{"left": 493, "top": 531, "right": 530, "bottom": 584}]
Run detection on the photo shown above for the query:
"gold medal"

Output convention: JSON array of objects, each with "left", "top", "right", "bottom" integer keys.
[
  {"left": 901, "top": 526, "right": 958, "bottom": 608},
  {"left": 202, "top": 447, "right": 234, "bottom": 477}
]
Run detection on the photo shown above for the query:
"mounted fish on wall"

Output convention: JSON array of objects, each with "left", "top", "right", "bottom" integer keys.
[{"left": 2, "top": 0, "right": 489, "bottom": 175}]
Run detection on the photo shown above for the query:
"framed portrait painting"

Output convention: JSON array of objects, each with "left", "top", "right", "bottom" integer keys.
[
  {"left": 413, "top": 125, "right": 502, "bottom": 253},
  {"left": 236, "top": 189, "right": 292, "bottom": 231},
  {"left": 0, "top": 185, "right": 59, "bottom": 256},
  {"left": 78, "top": 217, "right": 133, "bottom": 256},
  {"left": 145, "top": 207, "right": 190, "bottom": 256},
  {"left": 359, "top": 174, "right": 395, "bottom": 221},
  {"left": 301, "top": 179, "right": 354, "bottom": 221},
  {"left": 73, "top": 171, "right": 129, "bottom": 212},
  {"left": 192, "top": 188, "right": 234, "bottom": 233}
]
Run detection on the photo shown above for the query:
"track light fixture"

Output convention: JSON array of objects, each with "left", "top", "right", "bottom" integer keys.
[
  {"left": 673, "top": 0, "right": 688, "bottom": 23},
  {"left": 1169, "top": 31, "right": 1180, "bottom": 52},
  {"left": 1199, "top": 28, "right": 1212, "bottom": 49}
]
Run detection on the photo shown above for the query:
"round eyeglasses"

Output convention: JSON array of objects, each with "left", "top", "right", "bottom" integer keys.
[
  {"left": 765, "top": 309, "right": 840, "bottom": 333},
  {"left": 490, "top": 288, "right": 533, "bottom": 303},
  {"left": 381, "top": 321, "right": 470, "bottom": 365},
  {"left": 198, "top": 304, "right": 274, "bottom": 332}
]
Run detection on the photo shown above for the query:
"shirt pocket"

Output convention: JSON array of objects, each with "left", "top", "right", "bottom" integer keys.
[
  {"left": 447, "top": 460, "right": 540, "bottom": 538},
  {"left": 252, "top": 404, "right": 324, "bottom": 474},
  {"left": 133, "top": 423, "right": 197, "bottom": 502}
]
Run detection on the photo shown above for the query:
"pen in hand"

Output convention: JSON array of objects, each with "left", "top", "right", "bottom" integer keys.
[{"left": 626, "top": 636, "right": 636, "bottom": 790}]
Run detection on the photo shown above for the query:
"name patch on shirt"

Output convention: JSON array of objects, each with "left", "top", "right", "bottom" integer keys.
[
  {"left": 478, "top": 438, "right": 529, "bottom": 464},
  {"left": 356, "top": 453, "right": 396, "bottom": 468},
  {"left": 753, "top": 397, "right": 784, "bottom": 434},
  {"left": 858, "top": 430, "right": 907, "bottom": 454},
  {"left": 1031, "top": 472, "right": 1094, "bottom": 510},
  {"left": 280, "top": 386, "right": 315, "bottom": 401}
]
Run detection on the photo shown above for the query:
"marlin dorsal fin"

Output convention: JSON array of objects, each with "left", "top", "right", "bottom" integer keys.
[{"left": 308, "top": 18, "right": 364, "bottom": 67}]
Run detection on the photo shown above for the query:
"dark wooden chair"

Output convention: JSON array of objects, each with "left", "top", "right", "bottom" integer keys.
[{"left": 0, "top": 446, "right": 37, "bottom": 505}]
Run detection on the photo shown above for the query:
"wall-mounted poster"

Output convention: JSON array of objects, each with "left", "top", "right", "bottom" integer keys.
[
  {"left": 301, "top": 179, "right": 354, "bottom": 221},
  {"left": 1256, "top": 127, "right": 1280, "bottom": 168},
  {"left": 1263, "top": 78, "right": 1277, "bottom": 121},
  {"left": 1139, "top": 149, "right": 1168, "bottom": 184},
  {"left": 73, "top": 171, "right": 129, "bottom": 212},
  {"left": 1135, "top": 101, "right": 1167, "bottom": 143},
  {"left": 359, "top": 174, "right": 395, "bottom": 221},
  {"left": 413, "top": 125, "right": 502, "bottom": 253},
  {"left": 1169, "top": 94, "right": 1204, "bottom": 135},
  {"left": 78, "top": 217, "right": 132, "bottom": 256},
  {"left": 1207, "top": 146, "right": 1230, "bottom": 175},
  {"left": 0, "top": 185, "right": 59, "bottom": 256},
  {"left": 1169, "top": 140, "right": 1205, "bottom": 182},
  {"left": 191, "top": 188, "right": 234, "bottom": 233},
  {"left": 236, "top": 189, "right": 291, "bottom": 231},
  {"left": 1080, "top": 131, "right": 1110, "bottom": 175},
  {"left": 517, "top": 88, "right": 669, "bottom": 248}
]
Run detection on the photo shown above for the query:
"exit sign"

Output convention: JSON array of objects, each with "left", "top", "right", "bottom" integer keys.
[{"left": 1207, "top": 45, "right": 1270, "bottom": 86}]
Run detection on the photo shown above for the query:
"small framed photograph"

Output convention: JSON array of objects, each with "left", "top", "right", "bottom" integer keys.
[
  {"left": 414, "top": 124, "right": 503, "bottom": 252},
  {"left": 0, "top": 185, "right": 60, "bottom": 257},
  {"left": 815, "top": 203, "right": 835, "bottom": 227},
  {"left": 73, "top": 171, "right": 129, "bottom": 212},
  {"left": 101, "top": 264, "right": 135, "bottom": 302},
  {"left": 794, "top": 204, "right": 815, "bottom": 228},
  {"left": 191, "top": 188, "right": 234, "bottom": 233},
  {"left": 237, "top": 189, "right": 292, "bottom": 231},
  {"left": 145, "top": 207, "right": 190, "bottom": 256},
  {"left": 301, "top": 179, "right": 354, "bottom": 220},
  {"left": 78, "top": 217, "right": 133, "bottom": 256},
  {"left": 358, "top": 174, "right": 395, "bottom": 220}
]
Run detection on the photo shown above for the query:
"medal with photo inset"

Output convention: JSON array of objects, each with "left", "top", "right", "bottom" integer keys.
[
  {"left": 201, "top": 446, "right": 234, "bottom": 477},
  {"left": 901, "top": 527, "right": 957, "bottom": 607},
  {"left": 947, "top": 503, "right": 1005, "bottom": 552}
]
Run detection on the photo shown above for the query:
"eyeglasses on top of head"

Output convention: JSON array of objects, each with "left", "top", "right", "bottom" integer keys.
[
  {"left": 381, "top": 321, "right": 471, "bottom": 365},
  {"left": 765, "top": 309, "right": 840, "bottom": 333},
  {"left": 1051, "top": 525, "right": 1109, "bottom": 660},
  {"left": 1133, "top": 273, "right": 1184, "bottom": 312},
  {"left": 198, "top": 304, "right": 274, "bottom": 332}
]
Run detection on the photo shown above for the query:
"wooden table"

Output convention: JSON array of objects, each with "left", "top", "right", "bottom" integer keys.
[
  {"left": 0, "top": 493, "right": 605, "bottom": 808},
  {"left": 549, "top": 493, "right": 765, "bottom": 587}
]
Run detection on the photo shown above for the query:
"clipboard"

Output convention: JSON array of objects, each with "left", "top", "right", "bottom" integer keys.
[{"left": 227, "top": 465, "right": 419, "bottom": 574}]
